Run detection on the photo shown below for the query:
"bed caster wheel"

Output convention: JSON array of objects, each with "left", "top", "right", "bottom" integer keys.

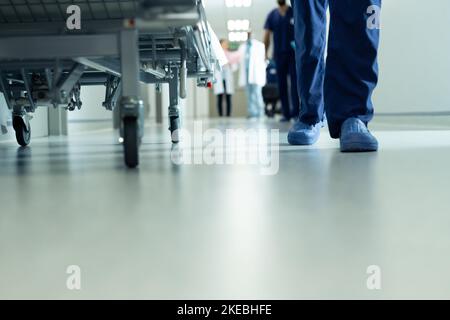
[
  {"left": 123, "top": 117, "right": 139, "bottom": 168},
  {"left": 171, "top": 129, "right": 180, "bottom": 144},
  {"left": 170, "top": 117, "right": 181, "bottom": 144},
  {"left": 13, "top": 116, "right": 31, "bottom": 147}
]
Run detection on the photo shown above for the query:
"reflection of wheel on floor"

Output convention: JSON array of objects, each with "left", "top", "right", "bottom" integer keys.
[
  {"left": 13, "top": 116, "right": 31, "bottom": 147},
  {"left": 123, "top": 117, "right": 139, "bottom": 168}
]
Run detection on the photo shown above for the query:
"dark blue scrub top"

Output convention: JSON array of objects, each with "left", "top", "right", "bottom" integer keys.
[{"left": 264, "top": 6, "right": 295, "bottom": 59}]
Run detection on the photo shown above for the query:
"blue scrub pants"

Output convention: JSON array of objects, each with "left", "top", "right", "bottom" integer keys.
[
  {"left": 276, "top": 52, "right": 300, "bottom": 120},
  {"left": 246, "top": 84, "right": 264, "bottom": 118},
  {"left": 292, "top": 0, "right": 381, "bottom": 138}
]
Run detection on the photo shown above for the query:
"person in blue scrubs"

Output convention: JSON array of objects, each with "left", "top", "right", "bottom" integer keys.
[
  {"left": 288, "top": 0, "right": 381, "bottom": 152},
  {"left": 264, "top": 0, "right": 299, "bottom": 122}
]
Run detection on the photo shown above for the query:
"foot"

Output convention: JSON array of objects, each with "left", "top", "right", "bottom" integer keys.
[
  {"left": 340, "top": 118, "right": 378, "bottom": 152},
  {"left": 288, "top": 120, "right": 322, "bottom": 146},
  {"left": 280, "top": 117, "right": 291, "bottom": 123}
]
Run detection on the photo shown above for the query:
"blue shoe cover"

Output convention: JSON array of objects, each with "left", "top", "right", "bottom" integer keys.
[
  {"left": 340, "top": 118, "right": 378, "bottom": 152},
  {"left": 288, "top": 121, "right": 321, "bottom": 146}
]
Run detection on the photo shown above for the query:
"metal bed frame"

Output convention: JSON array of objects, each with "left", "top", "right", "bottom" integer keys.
[{"left": 0, "top": 0, "right": 217, "bottom": 168}]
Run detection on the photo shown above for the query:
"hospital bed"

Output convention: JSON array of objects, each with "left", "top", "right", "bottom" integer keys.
[{"left": 0, "top": 0, "right": 217, "bottom": 168}]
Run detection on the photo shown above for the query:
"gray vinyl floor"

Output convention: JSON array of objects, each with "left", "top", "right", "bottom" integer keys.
[{"left": 1, "top": 115, "right": 450, "bottom": 299}]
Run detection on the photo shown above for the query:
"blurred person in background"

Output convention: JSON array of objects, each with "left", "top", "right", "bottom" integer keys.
[
  {"left": 214, "top": 39, "right": 240, "bottom": 117},
  {"left": 264, "top": 0, "right": 299, "bottom": 122},
  {"left": 238, "top": 32, "right": 267, "bottom": 119}
]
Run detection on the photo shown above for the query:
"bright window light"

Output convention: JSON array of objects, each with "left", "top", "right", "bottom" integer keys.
[
  {"left": 225, "top": 0, "right": 252, "bottom": 8},
  {"left": 228, "top": 31, "right": 249, "bottom": 42},
  {"left": 227, "top": 19, "right": 250, "bottom": 32},
  {"left": 227, "top": 20, "right": 236, "bottom": 31},
  {"left": 241, "top": 19, "right": 250, "bottom": 30}
]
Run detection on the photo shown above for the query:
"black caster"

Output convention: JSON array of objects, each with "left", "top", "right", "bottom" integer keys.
[
  {"left": 169, "top": 116, "right": 180, "bottom": 144},
  {"left": 123, "top": 117, "right": 139, "bottom": 168},
  {"left": 13, "top": 116, "right": 31, "bottom": 147}
]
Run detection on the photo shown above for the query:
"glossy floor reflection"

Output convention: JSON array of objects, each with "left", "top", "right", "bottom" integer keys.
[{"left": 0, "top": 116, "right": 450, "bottom": 299}]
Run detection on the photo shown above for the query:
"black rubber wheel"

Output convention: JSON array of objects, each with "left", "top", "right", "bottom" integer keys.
[
  {"left": 13, "top": 117, "right": 31, "bottom": 147},
  {"left": 123, "top": 117, "right": 139, "bottom": 168},
  {"left": 170, "top": 117, "right": 180, "bottom": 144}
]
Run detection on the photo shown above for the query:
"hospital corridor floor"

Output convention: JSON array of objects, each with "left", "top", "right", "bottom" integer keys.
[{"left": 0, "top": 116, "right": 450, "bottom": 299}]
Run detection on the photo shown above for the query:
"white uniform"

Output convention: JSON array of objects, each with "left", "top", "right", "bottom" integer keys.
[
  {"left": 214, "top": 48, "right": 241, "bottom": 96},
  {"left": 238, "top": 39, "right": 267, "bottom": 88},
  {"left": 0, "top": 93, "right": 9, "bottom": 134},
  {"left": 214, "top": 64, "right": 236, "bottom": 95},
  {"left": 238, "top": 39, "right": 267, "bottom": 118}
]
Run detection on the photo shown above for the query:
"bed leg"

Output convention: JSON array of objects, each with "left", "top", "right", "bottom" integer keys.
[
  {"left": 168, "top": 71, "right": 181, "bottom": 144},
  {"left": 119, "top": 28, "right": 143, "bottom": 168},
  {"left": 12, "top": 107, "right": 31, "bottom": 147}
]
